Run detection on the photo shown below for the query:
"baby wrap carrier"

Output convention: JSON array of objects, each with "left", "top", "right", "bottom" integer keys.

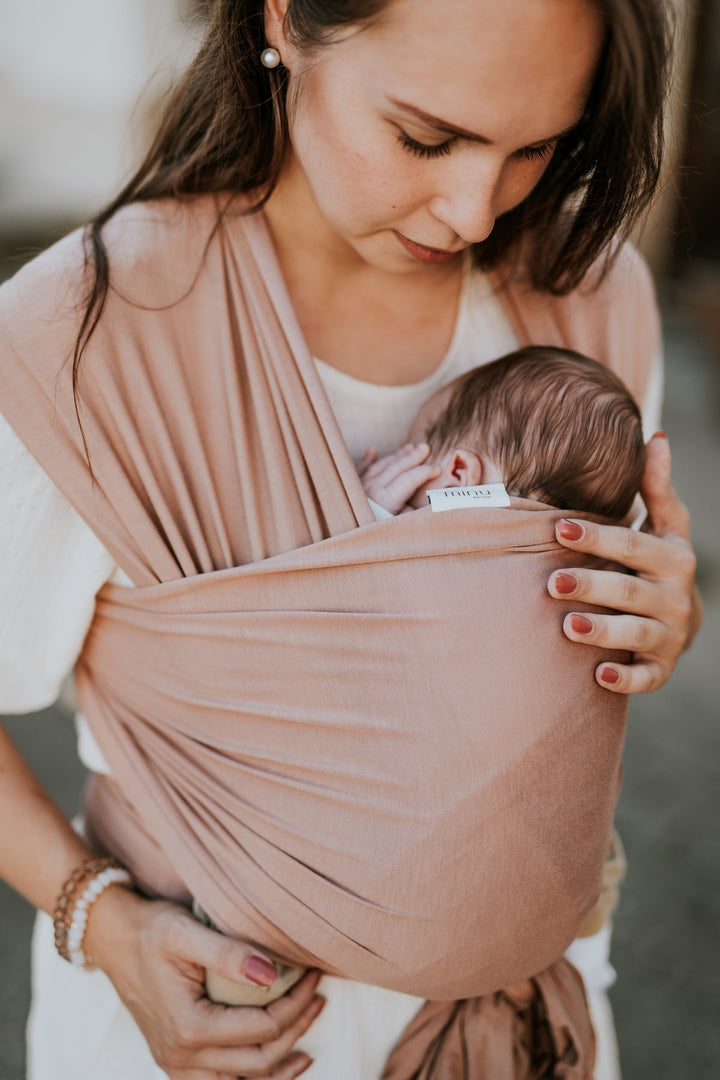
[{"left": 0, "top": 198, "right": 658, "bottom": 1078}]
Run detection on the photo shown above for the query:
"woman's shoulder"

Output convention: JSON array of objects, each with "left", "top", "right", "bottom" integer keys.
[
  {"left": 491, "top": 237, "right": 660, "bottom": 403},
  {"left": 579, "top": 239, "right": 661, "bottom": 393},
  {"left": 0, "top": 194, "right": 222, "bottom": 318},
  {"left": 100, "top": 194, "right": 223, "bottom": 299},
  {"left": 579, "top": 239, "right": 657, "bottom": 312}
]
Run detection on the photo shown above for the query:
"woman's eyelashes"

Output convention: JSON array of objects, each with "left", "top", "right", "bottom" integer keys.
[
  {"left": 397, "top": 129, "right": 555, "bottom": 163},
  {"left": 397, "top": 130, "right": 456, "bottom": 158},
  {"left": 515, "top": 143, "right": 555, "bottom": 163}
]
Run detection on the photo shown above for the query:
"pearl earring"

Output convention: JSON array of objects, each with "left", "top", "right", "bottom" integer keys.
[{"left": 260, "top": 47, "right": 281, "bottom": 69}]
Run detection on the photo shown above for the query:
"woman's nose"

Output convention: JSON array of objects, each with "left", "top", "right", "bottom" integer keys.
[{"left": 428, "top": 158, "right": 503, "bottom": 246}]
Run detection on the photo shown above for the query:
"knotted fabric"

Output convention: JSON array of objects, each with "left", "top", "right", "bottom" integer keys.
[{"left": 0, "top": 196, "right": 659, "bottom": 1077}]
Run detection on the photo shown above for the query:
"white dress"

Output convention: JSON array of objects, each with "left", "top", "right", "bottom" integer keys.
[{"left": 0, "top": 259, "right": 662, "bottom": 1080}]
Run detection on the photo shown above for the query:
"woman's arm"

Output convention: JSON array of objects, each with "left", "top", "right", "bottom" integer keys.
[
  {"left": 549, "top": 433, "right": 701, "bottom": 693},
  {"left": 0, "top": 723, "right": 323, "bottom": 1079}
]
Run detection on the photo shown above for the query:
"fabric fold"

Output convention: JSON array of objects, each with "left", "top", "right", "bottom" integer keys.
[
  {"left": 0, "top": 195, "right": 658, "bottom": 1076},
  {"left": 382, "top": 960, "right": 595, "bottom": 1079}
]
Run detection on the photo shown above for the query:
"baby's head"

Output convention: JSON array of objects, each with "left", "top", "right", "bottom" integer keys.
[{"left": 408, "top": 346, "right": 646, "bottom": 518}]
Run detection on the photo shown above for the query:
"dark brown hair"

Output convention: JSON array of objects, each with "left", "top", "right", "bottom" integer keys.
[
  {"left": 425, "top": 346, "right": 647, "bottom": 518},
  {"left": 71, "top": 0, "right": 673, "bottom": 422}
]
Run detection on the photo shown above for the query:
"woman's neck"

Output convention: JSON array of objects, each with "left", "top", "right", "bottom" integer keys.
[{"left": 263, "top": 163, "right": 464, "bottom": 385}]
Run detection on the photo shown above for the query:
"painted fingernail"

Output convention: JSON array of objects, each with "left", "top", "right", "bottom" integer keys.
[
  {"left": 600, "top": 666, "right": 620, "bottom": 684},
  {"left": 244, "top": 955, "right": 277, "bottom": 986},
  {"left": 653, "top": 430, "right": 668, "bottom": 440},
  {"left": 557, "top": 519, "right": 585, "bottom": 542},
  {"left": 570, "top": 614, "right": 594, "bottom": 635},
  {"left": 553, "top": 573, "right": 577, "bottom": 595}
]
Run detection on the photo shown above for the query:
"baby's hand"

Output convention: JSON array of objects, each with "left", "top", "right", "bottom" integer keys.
[{"left": 357, "top": 444, "right": 442, "bottom": 514}]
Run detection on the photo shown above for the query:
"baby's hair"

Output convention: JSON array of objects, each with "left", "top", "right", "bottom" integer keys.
[{"left": 425, "top": 346, "right": 646, "bottom": 519}]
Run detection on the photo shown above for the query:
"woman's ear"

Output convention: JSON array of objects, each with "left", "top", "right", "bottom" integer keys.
[
  {"left": 264, "top": 0, "right": 292, "bottom": 59},
  {"left": 446, "top": 450, "right": 484, "bottom": 488}
]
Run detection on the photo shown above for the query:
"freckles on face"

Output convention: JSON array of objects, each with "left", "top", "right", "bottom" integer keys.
[
  {"left": 288, "top": 60, "right": 427, "bottom": 247},
  {"left": 282, "top": 0, "right": 604, "bottom": 267}
]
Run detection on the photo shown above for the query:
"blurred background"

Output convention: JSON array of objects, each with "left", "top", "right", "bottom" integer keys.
[{"left": 0, "top": 1, "right": 718, "bottom": 1078}]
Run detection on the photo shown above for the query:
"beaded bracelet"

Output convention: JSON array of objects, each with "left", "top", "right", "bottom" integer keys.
[{"left": 53, "top": 854, "right": 134, "bottom": 970}]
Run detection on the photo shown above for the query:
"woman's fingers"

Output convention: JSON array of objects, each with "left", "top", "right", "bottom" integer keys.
[
  {"left": 548, "top": 433, "right": 701, "bottom": 698},
  {"left": 102, "top": 901, "right": 323, "bottom": 1076},
  {"left": 554, "top": 517, "right": 696, "bottom": 581},
  {"left": 641, "top": 432, "right": 691, "bottom": 540},
  {"left": 264, "top": 1050, "right": 314, "bottom": 1078},
  {"left": 594, "top": 658, "right": 667, "bottom": 695},
  {"left": 201, "top": 971, "right": 323, "bottom": 1046},
  {"left": 549, "top": 567, "right": 662, "bottom": 617},
  {"left": 561, "top": 612, "right": 671, "bottom": 656},
  {"left": 172, "top": 1051, "right": 312, "bottom": 1080},
  {"left": 560, "top": 608, "right": 675, "bottom": 694},
  {"left": 191, "top": 994, "right": 325, "bottom": 1075},
  {"left": 172, "top": 912, "right": 279, "bottom": 993},
  {"left": 170, "top": 1053, "right": 315, "bottom": 1080}
]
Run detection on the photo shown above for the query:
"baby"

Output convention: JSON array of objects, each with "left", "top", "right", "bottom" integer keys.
[{"left": 358, "top": 345, "right": 646, "bottom": 519}]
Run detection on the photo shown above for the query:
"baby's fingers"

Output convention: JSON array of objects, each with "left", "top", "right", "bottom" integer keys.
[
  {"left": 401, "top": 464, "right": 444, "bottom": 505},
  {"left": 364, "top": 443, "right": 433, "bottom": 483}
]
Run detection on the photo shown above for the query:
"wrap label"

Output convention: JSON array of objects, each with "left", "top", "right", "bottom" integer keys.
[{"left": 427, "top": 484, "right": 511, "bottom": 512}]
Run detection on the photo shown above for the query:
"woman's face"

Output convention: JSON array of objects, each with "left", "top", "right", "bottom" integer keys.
[{"left": 267, "top": 0, "right": 604, "bottom": 274}]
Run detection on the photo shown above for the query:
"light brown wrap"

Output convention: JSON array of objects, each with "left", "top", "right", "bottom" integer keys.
[{"left": 0, "top": 197, "right": 659, "bottom": 1078}]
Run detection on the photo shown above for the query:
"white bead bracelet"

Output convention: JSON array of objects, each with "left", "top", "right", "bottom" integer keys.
[{"left": 53, "top": 856, "right": 134, "bottom": 971}]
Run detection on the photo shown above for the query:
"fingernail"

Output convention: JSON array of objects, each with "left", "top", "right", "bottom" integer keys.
[
  {"left": 600, "top": 666, "right": 620, "bottom": 684},
  {"left": 653, "top": 430, "right": 668, "bottom": 440},
  {"left": 244, "top": 955, "right": 277, "bottom": 986},
  {"left": 570, "top": 614, "right": 594, "bottom": 635},
  {"left": 553, "top": 572, "right": 577, "bottom": 595},
  {"left": 557, "top": 519, "right": 585, "bottom": 542},
  {"left": 296, "top": 1058, "right": 314, "bottom": 1078}
]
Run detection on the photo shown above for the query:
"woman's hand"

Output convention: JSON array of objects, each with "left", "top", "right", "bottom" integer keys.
[
  {"left": 547, "top": 433, "right": 702, "bottom": 694},
  {"left": 84, "top": 886, "right": 324, "bottom": 1080}
]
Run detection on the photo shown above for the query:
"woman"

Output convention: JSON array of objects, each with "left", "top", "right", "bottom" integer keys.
[{"left": 0, "top": 1, "right": 700, "bottom": 1079}]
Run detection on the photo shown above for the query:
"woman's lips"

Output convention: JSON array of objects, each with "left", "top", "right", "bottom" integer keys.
[{"left": 394, "top": 231, "right": 460, "bottom": 265}]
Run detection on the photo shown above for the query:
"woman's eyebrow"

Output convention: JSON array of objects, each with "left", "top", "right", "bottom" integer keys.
[{"left": 386, "top": 97, "right": 578, "bottom": 146}]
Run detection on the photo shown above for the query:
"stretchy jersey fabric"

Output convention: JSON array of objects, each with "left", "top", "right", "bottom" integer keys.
[{"left": 1, "top": 255, "right": 661, "bottom": 1080}]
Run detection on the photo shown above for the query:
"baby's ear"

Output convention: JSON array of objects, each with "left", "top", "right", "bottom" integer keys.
[{"left": 447, "top": 450, "right": 484, "bottom": 487}]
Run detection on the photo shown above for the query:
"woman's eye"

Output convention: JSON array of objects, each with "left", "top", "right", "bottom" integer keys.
[
  {"left": 515, "top": 143, "right": 555, "bottom": 163},
  {"left": 397, "top": 130, "right": 457, "bottom": 159}
]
